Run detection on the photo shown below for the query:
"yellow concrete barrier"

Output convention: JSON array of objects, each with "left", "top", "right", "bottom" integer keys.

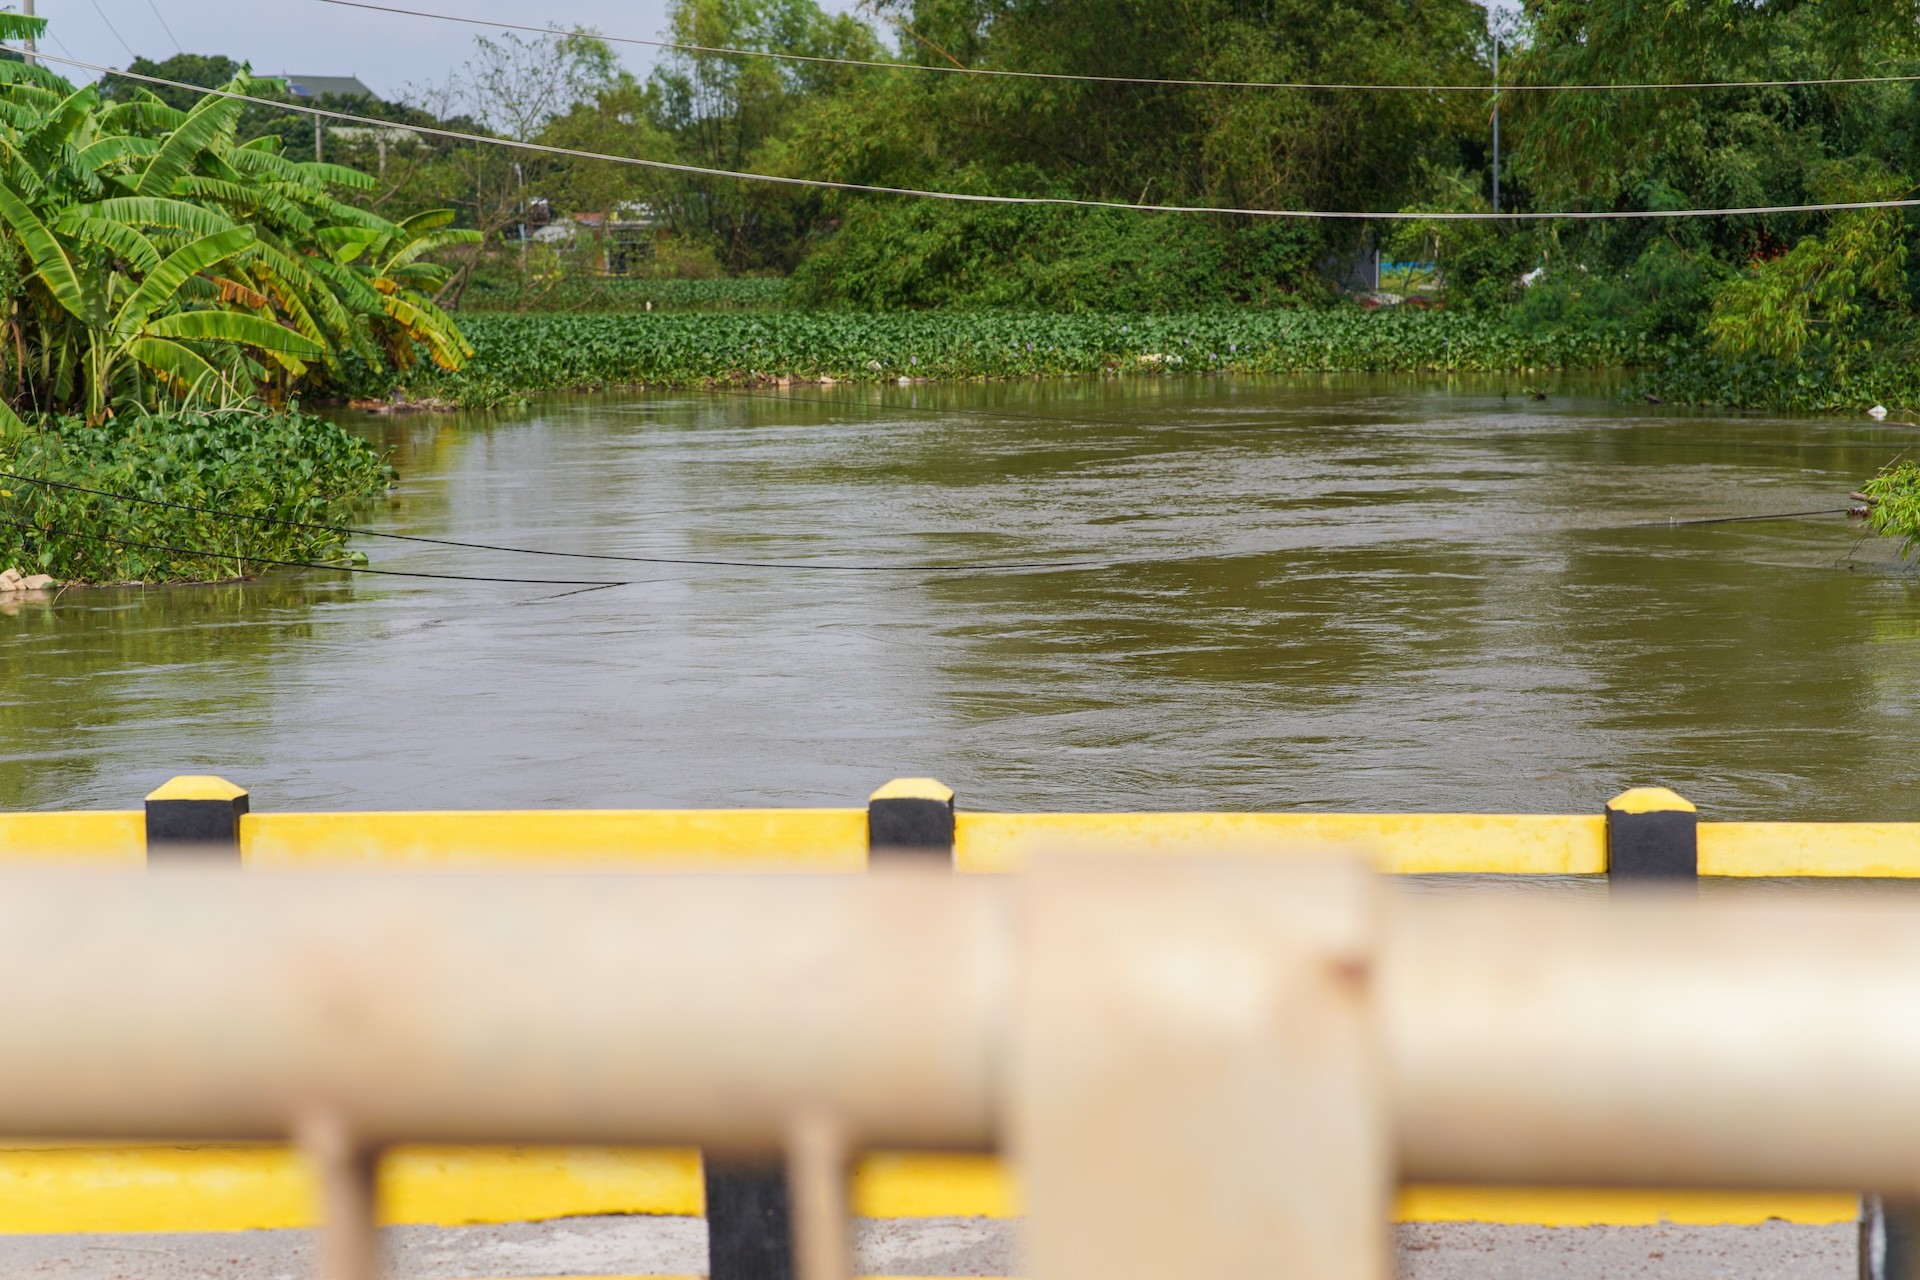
[
  {"left": 0, "top": 1144, "right": 1858, "bottom": 1232},
  {"left": 1701, "top": 821, "right": 1920, "bottom": 877},
  {"left": 1, "top": 782, "right": 1909, "bottom": 1242},
  {"left": 0, "top": 811, "right": 142, "bottom": 865},
  {"left": 954, "top": 811, "right": 1606, "bottom": 875},
  {"left": 240, "top": 809, "right": 866, "bottom": 869}
]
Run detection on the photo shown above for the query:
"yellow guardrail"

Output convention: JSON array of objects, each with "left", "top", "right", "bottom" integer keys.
[{"left": 0, "top": 775, "right": 1902, "bottom": 1238}]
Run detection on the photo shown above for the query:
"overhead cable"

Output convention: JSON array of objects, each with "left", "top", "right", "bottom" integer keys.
[
  {"left": 143, "top": 0, "right": 184, "bottom": 54},
  {"left": 0, "top": 470, "right": 1102, "bottom": 571},
  {"left": 316, "top": 0, "right": 1920, "bottom": 95},
  {"left": 84, "top": 0, "right": 137, "bottom": 59},
  {"left": 1633, "top": 507, "right": 1855, "bottom": 527},
  {"left": 29, "top": 52, "right": 1920, "bottom": 223},
  {"left": 0, "top": 516, "right": 633, "bottom": 585}
]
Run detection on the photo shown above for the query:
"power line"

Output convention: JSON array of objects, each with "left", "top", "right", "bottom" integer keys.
[
  {"left": 0, "top": 516, "right": 633, "bottom": 585},
  {"left": 30, "top": 51, "right": 1920, "bottom": 223},
  {"left": 316, "top": 0, "right": 1920, "bottom": 95},
  {"left": 143, "top": 0, "right": 183, "bottom": 54},
  {"left": 84, "top": 0, "right": 137, "bottom": 59},
  {"left": 1632, "top": 508, "right": 1856, "bottom": 527},
  {"left": 0, "top": 470, "right": 1103, "bottom": 571}
]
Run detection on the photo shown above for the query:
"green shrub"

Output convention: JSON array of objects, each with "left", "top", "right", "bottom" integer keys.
[
  {"left": 788, "top": 203, "right": 1324, "bottom": 311},
  {"left": 1513, "top": 241, "right": 1726, "bottom": 343},
  {"left": 1863, "top": 460, "right": 1920, "bottom": 557},
  {"left": 0, "top": 406, "right": 393, "bottom": 584}
]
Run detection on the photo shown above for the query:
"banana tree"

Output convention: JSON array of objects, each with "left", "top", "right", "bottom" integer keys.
[
  {"left": 0, "top": 57, "right": 474, "bottom": 422},
  {"left": 0, "top": 182, "right": 321, "bottom": 419}
]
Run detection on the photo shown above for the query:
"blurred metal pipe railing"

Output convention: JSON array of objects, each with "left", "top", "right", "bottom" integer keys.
[{"left": 3, "top": 860, "right": 1920, "bottom": 1280}]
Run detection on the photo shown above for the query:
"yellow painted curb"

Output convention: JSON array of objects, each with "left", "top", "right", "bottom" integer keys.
[
  {"left": 1395, "top": 1185, "right": 1859, "bottom": 1226},
  {"left": 240, "top": 810, "right": 866, "bottom": 869},
  {"left": 0, "top": 812, "right": 143, "bottom": 865},
  {"left": 954, "top": 812, "right": 1606, "bottom": 876}
]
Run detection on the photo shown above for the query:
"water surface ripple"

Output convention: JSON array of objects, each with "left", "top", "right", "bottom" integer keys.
[{"left": 4, "top": 376, "right": 1914, "bottom": 818}]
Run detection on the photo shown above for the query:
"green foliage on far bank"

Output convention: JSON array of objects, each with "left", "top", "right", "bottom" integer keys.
[
  {"left": 787, "top": 206, "right": 1324, "bottom": 311},
  {"left": 0, "top": 406, "right": 392, "bottom": 584},
  {"left": 417, "top": 309, "right": 1653, "bottom": 398}
]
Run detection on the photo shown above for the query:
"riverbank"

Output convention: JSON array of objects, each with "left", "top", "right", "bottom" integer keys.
[
  {"left": 412, "top": 310, "right": 1657, "bottom": 405},
  {"left": 0, "top": 407, "right": 394, "bottom": 587},
  {"left": 415, "top": 307, "right": 1920, "bottom": 419}
]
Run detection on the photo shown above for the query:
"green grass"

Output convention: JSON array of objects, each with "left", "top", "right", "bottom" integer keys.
[
  {"left": 0, "top": 406, "right": 394, "bottom": 585},
  {"left": 421, "top": 309, "right": 1654, "bottom": 400}
]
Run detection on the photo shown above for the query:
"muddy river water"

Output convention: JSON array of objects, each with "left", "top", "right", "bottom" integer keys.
[{"left": 4, "top": 375, "right": 1916, "bottom": 819}]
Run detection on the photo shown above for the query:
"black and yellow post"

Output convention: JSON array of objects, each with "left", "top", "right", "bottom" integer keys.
[
  {"left": 703, "top": 778, "right": 958, "bottom": 1280},
  {"left": 866, "top": 777, "right": 957, "bottom": 864},
  {"left": 703, "top": 1163, "right": 793, "bottom": 1280},
  {"left": 1604, "top": 787, "right": 1697, "bottom": 887},
  {"left": 144, "top": 775, "right": 248, "bottom": 862}
]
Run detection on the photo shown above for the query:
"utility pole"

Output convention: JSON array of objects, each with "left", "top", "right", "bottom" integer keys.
[
  {"left": 21, "top": 0, "right": 34, "bottom": 68},
  {"left": 1490, "top": 35, "right": 1501, "bottom": 215}
]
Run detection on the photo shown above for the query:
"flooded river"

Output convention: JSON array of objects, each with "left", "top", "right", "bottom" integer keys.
[{"left": 3, "top": 375, "right": 1916, "bottom": 819}]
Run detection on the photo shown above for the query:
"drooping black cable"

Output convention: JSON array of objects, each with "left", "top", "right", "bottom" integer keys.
[
  {"left": 1630, "top": 508, "right": 1856, "bottom": 527},
  {"left": 0, "top": 470, "right": 1102, "bottom": 572},
  {"left": 0, "top": 516, "right": 633, "bottom": 586}
]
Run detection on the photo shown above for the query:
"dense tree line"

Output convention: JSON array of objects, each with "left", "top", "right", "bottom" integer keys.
[{"left": 106, "top": 0, "right": 1920, "bottom": 348}]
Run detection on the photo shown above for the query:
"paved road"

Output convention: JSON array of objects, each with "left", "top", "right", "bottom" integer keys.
[{"left": 0, "top": 1217, "right": 1856, "bottom": 1279}]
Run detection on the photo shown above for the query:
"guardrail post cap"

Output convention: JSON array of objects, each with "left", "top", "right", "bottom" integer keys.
[
  {"left": 867, "top": 777, "right": 956, "bottom": 861},
  {"left": 145, "top": 775, "right": 249, "bottom": 860},
  {"left": 145, "top": 775, "right": 249, "bottom": 805},
  {"left": 868, "top": 777, "right": 954, "bottom": 806},
  {"left": 1606, "top": 786, "right": 1696, "bottom": 815}
]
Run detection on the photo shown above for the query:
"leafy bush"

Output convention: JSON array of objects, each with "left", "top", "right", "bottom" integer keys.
[
  {"left": 0, "top": 406, "right": 392, "bottom": 584},
  {"left": 424, "top": 308, "right": 1653, "bottom": 398},
  {"left": 1863, "top": 460, "right": 1920, "bottom": 557},
  {"left": 1513, "top": 240, "right": 1726, "bottom": 343},
  {"left": 788, "top": 203, "right": 1324, "bottom": 311}
]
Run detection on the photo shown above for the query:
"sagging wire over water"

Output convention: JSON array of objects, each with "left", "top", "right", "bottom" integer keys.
[
  {"left": 1632, "top": 508, "right": 1859, "bottom": 527},
  {"left": 0, "top": 515, "right": 635, "bottom": 587},
  {"left": 0, "top": 470, "right": 1113, "bottom": 579}
]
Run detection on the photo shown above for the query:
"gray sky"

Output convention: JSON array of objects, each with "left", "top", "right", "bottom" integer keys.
[
  {"left": 35, "top": 0, "right": 1515, "bottom": 105},
  {"left": 34, "top": 0, "right": 728, "bottom": 100}
]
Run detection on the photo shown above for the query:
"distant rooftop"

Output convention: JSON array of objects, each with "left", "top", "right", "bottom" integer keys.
[{"left": 282, "top": 74, "right": 375, "bottom": 100}]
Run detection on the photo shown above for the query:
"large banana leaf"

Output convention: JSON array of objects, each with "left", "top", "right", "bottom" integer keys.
[
  {"left": 0, "top": 181, "right": 90, "bottom": 322},
  {"left": 383, "top": 227, "right": 483, "bottom": 271},
  {"left": 0, "top": 57, "right": 66, "bottom": 94},
  {"left": 81, "top": 196, "right": 237, "bottom": 236},
  {"left": 75, "top": 135, "right": 161, "bottom": 175},
  {"left": 175, "top": 176, "right": 314, "bottom": 231},
  {"left": 56, "top": 214, "right": 161, "bottom": 273},
  {"left": 379, "top": 289, "right": 475, "bottom": 370},
  {"left": 123, "top": 335, "right": 225, "bottom": 396},
  {"left": 113, "top": 226, "right": 256, "bottom": 338},
  {"left": 135, "top": 92, "right": 243, "bottom": 198},
  {"left": 142, "top": 308, "right": 326, "bottom": 361}
]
